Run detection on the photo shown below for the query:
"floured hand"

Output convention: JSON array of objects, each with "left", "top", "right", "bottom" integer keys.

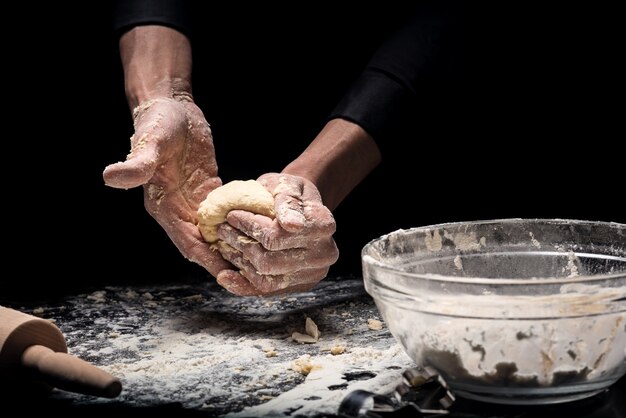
[
  {"left": 103, "top": 96, "right": 232, "bottom": 278},
  {"left": 215, "top": 173, "right": 339, "bottom": 296}
]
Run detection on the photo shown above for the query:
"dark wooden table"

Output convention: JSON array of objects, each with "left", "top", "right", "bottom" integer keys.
[{"left": 1, "top": 277, "right": 624, "bottom": 417}]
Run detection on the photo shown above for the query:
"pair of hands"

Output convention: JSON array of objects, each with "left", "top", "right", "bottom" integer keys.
[{"left": 103, "top": 97, "right": 338, "bottom": 296}]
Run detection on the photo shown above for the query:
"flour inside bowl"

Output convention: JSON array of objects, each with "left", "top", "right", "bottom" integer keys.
[{"left": 382, "top": 287, "right": 626, "bottom": 391}]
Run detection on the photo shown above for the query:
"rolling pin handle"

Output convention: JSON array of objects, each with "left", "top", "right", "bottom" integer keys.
[{"left": 21, "top": 345, "right": 122, "bottom": 398}]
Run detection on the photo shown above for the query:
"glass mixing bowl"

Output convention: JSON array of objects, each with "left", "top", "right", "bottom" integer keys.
[{"left": 362, "top": 219, "right": 626, "bottom": 405}]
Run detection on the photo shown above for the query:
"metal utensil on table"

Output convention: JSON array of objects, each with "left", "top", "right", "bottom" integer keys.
[{"left": 339, "top": 366, "right": 455, "bottom": 417}]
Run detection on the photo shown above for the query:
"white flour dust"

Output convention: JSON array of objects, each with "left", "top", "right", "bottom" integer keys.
[
  {"left": 51, "top": 282, "right": 413, "bottom": 417},
  {"left": 229, "top": 346, "right": 412, "bottom": 418}
]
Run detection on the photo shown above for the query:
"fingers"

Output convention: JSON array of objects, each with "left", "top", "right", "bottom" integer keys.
[
  {"left": 258, "top": 174, "right": 307, "bottom": 232},
  {"left": 218, "top": 223, "right": 339, "bottom": 274},
  {"left": 217, "top": 241, "right": 329, "bottom": 294},
  {"left": 256, "top": 172, "right": 336, "bottom": 236},
  {"left": 225, "top": 211, "right": 307, "bottom": 251},
  {"left": 216, "top": 270, "right": 317, "bottom": 296},
  {"left": 273, "top": 180, "right": 307, "bottom": 232},
  {"left": 159, "top": 216, "right": 233, "bottom": 278},
  {"left": 216, "top": 270, "right": 261, "bottom": 296},
  {"left": 226, "top": 208, "right": 336, "bottom": 251},
  {"left": 103, "top": 133, "right": 159, "bottom": 189}
]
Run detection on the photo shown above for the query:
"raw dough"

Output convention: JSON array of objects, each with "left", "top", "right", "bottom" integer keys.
[
  {"left": 330, "top": 345, "right": 346, "bottom": 355},
  {"left": 292, "top": 317, "right": 322, "bottom": 344},
  {"left": 305, "top": 317, "right": 321, "bottom": 340},
  {"left": 197, "top": 180, "right": 275, "bottom": 243},
  {"left": 367, "top": 319, "right": 384, "bottom": 331},
  {"left": 291, "top": 356, "right": 319, "bottom": 376},
  {"left": 292, "top": 332, "right": 318, "bottom": 344}
]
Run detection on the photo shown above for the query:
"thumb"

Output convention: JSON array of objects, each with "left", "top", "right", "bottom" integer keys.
[{"left": 103, "top": 132, "right": 159, "bottom": 189}]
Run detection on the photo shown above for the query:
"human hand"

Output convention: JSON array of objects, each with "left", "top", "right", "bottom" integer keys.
[
  {"left": 103, "top": 96, "right": 232, "bottom": 277},
  {"left": 215, "top": 173, "right": 339, "bottom": 296}
]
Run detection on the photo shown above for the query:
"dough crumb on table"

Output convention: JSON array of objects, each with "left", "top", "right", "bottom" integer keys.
[
  {"left": 368, "top": 318, "right": 384, "bottom": 330},
  {"left": 292, "top": 332, "right": 318, "bottom": 344},
  {"left": 305, "top": 317, "right": 321, "bottom": 340},
  {"left": 291, "top": 356, "right": 319, "bottom": 376},
  {"left": 292, "top": 317, "right": 321, "bottom": 343},
  {"left": 330, "top": 345, "right": 346, "bottom": 355}
]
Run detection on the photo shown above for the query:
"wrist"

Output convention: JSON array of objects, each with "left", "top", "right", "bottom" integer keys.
[
  {"left": 283, "top": 118, "right": 381, "bottom": 211},
  {"left": 120, "top": 25, "right": 193, "bottom": 108},
  {"left": 126, "top": 77, "right": 193, "bottom": 109}
]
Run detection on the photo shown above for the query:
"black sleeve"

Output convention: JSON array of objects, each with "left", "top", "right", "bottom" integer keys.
[
  {"left": 113, "top": 0, "right": 193, "bottom": 38},
  {"left": 328, "top": 1, "right": 462, "bottom": 142}
]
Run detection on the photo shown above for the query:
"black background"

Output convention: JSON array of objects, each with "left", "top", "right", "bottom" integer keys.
[{"left": 5, "top": 3, "right": 624, "bottom": 299}]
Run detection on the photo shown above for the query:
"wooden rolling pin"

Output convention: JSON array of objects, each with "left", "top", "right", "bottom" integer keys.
[{"left": 0, "top": 306, "right": 122, "bottom": 398}]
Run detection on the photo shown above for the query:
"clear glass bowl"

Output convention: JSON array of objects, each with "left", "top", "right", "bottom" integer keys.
[{"left": 362, "top": 219, "right": 626, "bottom": 405}]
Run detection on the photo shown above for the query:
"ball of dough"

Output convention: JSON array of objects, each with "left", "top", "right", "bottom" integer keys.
[{"left": 197, "top": 180, "right": 275, "bottom": 243}]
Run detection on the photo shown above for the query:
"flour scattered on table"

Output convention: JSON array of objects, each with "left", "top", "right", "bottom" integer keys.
[
  {"left": 41, "top": 279, "right": 413, "bottom": 417},
  {"left": 86, "top": 290, "right": 106, "bottom": 303},
  {"left": 231, "top": 346, "right": 412, "bottom": 418},
  {"left": 182, "top": 294, "right": 205, "bottom": 303},
  {"left": 120, "top": 289, "right": 138, "bottom": 300}
]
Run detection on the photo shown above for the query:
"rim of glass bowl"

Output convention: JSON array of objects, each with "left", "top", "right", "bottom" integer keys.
[{"left": 362, "top": 218, "right": 626, "bottom": 285}]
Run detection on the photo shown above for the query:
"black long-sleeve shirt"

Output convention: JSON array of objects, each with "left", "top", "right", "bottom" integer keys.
[
  {"left": 110, "top": 0, "right": 626, "bottom": 275},
  {"left": 113, "top": 0, "right": 462, "bottom": 144}
]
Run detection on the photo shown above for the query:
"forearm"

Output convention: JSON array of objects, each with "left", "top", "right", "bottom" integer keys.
[
  {"left": 120, "top": 25, "right": 193, "bottom": 109},
  {"left": 282, "top": 118, "right": 381, "bottom": 211}
]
